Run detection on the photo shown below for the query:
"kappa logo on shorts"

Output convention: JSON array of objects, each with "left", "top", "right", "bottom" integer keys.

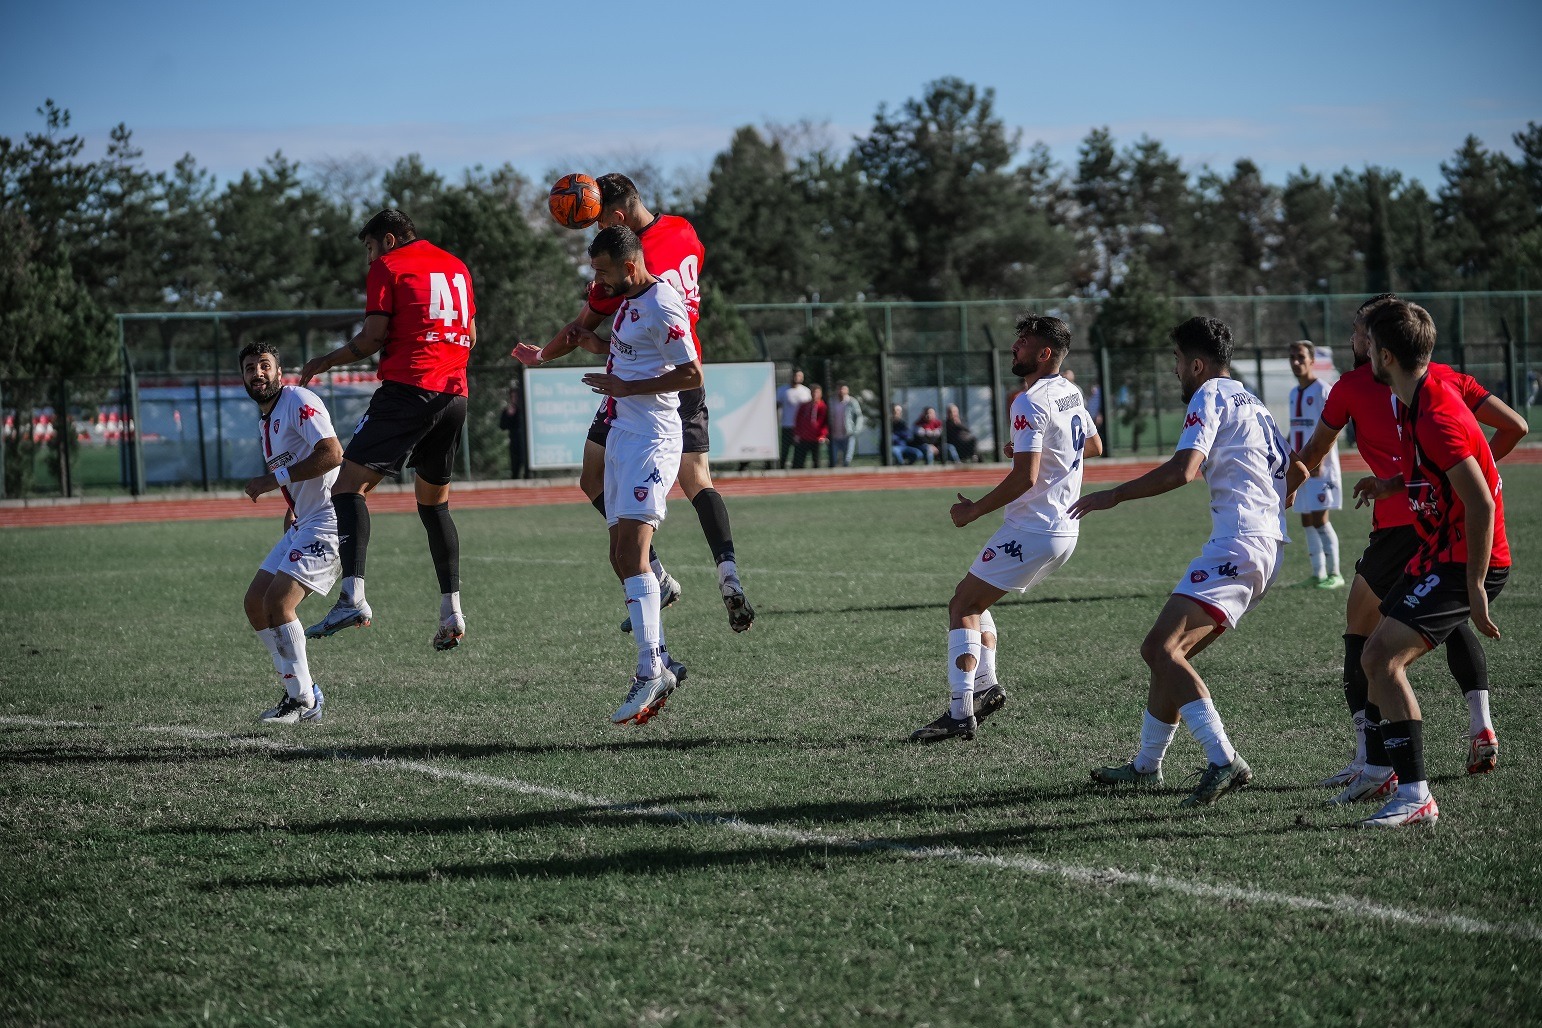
[
  {"left": 1216, "top": 562, "right": 1241, "bottom": 579},
  {"left": 1190, "top": 569, "right": 1210, "bottom": 583},
  {"left": 998, "top": 540, "right": 1024, "bottom": 562},
  {"left": 644, "top": 466, "right": 664, "bottom": 484},
  {"left": 980, "top": 547, "right": 996, "bottom": 562},
  {"left": 634, "top": 486, "right": 649, "bottom": 502}
]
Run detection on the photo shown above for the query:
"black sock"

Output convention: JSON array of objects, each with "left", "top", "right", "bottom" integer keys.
[
  {"left": 1342, "top": 634, "right": 1369, "bottom": 715},
  {"left": 1381, "top": 719, "right": 1426, "bottom": 786},
  {"left": 1445, "top": 621, "right": 1490, "bottom": 697},
  {"left": 333, "top": 492, "right": 370, "bottom": 581},
  {"left": 1363, "top": 702, "right": 1389, "bottom": 765},
  {"left": 690, "top": 488, "right": 736, "bottom": 565},
  {"left": 590, "top": 492, "right": 607, "bottom": 519},
  {"left": 417, "top": 502, "right": 460, "bottom": 594}
]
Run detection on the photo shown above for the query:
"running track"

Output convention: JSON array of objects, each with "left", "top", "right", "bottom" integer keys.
[{"left": 3, "top": 450, "right": 1539, "bottom": 529}]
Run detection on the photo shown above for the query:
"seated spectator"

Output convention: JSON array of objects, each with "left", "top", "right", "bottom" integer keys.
[
  {"left": 792, "top": 383, "right": 828, "bottom": 469},
  {"left": 890, "top": 404, "right": 929, "bottom": 465},
  {"left": 944, "top": 404, "right": 977, "bottom": 462},
  {"left": 912, "top": 406, "right": 948, "bottom": 463}
]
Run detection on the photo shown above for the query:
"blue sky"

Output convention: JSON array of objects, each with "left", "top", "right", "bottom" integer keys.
[{"left": 3, "top": 0, "right": 1538, "bottom": 192}]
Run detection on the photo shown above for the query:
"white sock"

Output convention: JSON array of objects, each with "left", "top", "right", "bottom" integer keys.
[
  {"left": 1134, "top": 711, "right": 1179, "bottom": 773},
  {"left": 1179, "top": 696, "right": 1236, "bottom": 767},
  {"left": 1467, "top": 690, "right": 1492, "bottom": 735},
  {"left": 1396, "top": 779, "right": 1432, "bottom": 802},
  {"left": 342, "top": 576, "right": 366, "bottom": 607},
  {"left": 623, "top": 573, "right": 663, "bottom": 680},
  {"left": 1351, "top": 709, "right": 1369, "bottom": 765},
  {"left": 1320, "top": 521, "right": 1340, "bottom": 577},
  {"left": 1306, "top": 527, "right": 1325, "bottom": 579},
  {"left": 717, "top": 558, "right": 739, "bottom": 588},
  {"left": 975, "top": 610, "right": 999, "bottom": 687},
  {"left": 273, "top": 620, "right": 315, "bottom": 705},
  {"left": 259, "top": 627, "right": 287, "bottom": 688},
  {"left": 948, "top": 628, "right": 981, "bottom": 720},
  {"left": 440, "top": 591, "right": 462, "bottom": 621}
]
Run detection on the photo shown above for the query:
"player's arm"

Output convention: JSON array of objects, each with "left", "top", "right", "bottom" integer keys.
[
  {"left": 1350, "top": 472, "right": 1403, "bottom": 509},
  {"left": 1083, "top": 429, "right": 1104, "bottom": 459},
  {"left": 299, "top": 316, "right": 388, "bottom": 386},
  {"left": 1069, "top": 448, "right": 1204, "bottom": 519},
  {"left": 1446, "top": 456, "right": 1500, "bottom": 639},
  {"left": 1286, "top": 419, "right": 1343, "bottom": 493},
  {"left": 243, "top": 436, "right": 344, "bottom": 502},
  {"left": 1473, "top": 396, "right": 1528, "bottom": 462},
  {"left": 951, "top": 450, "right": 1041, "bottom": 528},
  {"left": 582, "top": 359, "right": 703, "bottom": 398},
  {"left": 515, "top": 306, "right": 606, "bottom": 366}
]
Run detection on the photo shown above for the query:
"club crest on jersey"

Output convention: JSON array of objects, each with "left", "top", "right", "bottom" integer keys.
[
  {"left": 1190, "top": 569, "right": 1209, "bottom": 583},
  {"left": 630, "top": 309, "right": 640, "bottom": 323},
  {"left": 1184, "top": 412, "right": 1203, "bottom": 428},
  {"left": 634, "top": 486, "right": 649, "bottom": 502},
  {"left": 1013, "top": 413, "right": 1029, "bottom": 432}
]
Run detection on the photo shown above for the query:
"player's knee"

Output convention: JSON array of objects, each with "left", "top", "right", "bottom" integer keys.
[
  {"left": 947, "top": 590, "right": 980, "bottom": 623},
  {"left": 242, "top": 585, "right": 267, "bottom": 626},
  {"left": 1360, "top": 634, "right": 1401, "bottom": 683},
  {"left": 1139, "top": 630, "right": 1182, "bottom": 669}
]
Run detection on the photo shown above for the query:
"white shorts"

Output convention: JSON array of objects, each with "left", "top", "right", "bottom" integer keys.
[
  {"left": 1292, "top": 477, "right": 1342, "bottom": 513},
  {"left": 968, "top": 526, "right": 1077, "bottom": 594},
  {"left": 258, "top": 515, "right": 341, "bottom": 596},
  {"left": 1172, "top": 535, "right": 1284, "bottom": 630},
  {"left": 604, "top": 427, "right": 682, "bottom": 528}
]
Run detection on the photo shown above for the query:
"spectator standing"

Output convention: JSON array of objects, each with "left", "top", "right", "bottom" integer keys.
[
  {"left": 776, "top": 369, "right": 811, "bottom": 469},
  {"left": 828, "top": 382, "right": 864, "bottom": 467},
  {"left": 498, "top": 380, "right": 528, "bottom": 479},
  {"left": 792, "top": 384, "right": 829, "bottom": 469}
]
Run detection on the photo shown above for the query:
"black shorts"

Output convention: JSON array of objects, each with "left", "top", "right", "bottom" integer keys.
[
  {"left": 1380, "top": 563, "right": 1509, "bottom": 648},
  {"left": 585, "top": 385, "right": 711, "bottom": 453},
  {"left": 1355, "top": 526, "right": 1421, "bottom": 598},
  {"left": 344, "top": 380, "right": 467, "bottom": 485}
]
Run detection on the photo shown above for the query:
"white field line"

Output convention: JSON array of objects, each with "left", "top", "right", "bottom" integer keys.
[{"left": 5, "top": 715, "right": 1540, "bottom": 942}]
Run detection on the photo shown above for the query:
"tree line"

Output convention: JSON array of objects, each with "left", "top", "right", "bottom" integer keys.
[{"left": 4, "top": 80, "right": 1540, "bottom": 386}]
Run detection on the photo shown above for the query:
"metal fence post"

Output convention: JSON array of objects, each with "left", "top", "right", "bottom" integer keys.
[
  {"left": 988, "top": 347, "right": 1004, "bottom": 461},
  {"left": 1254, "top": 348, "right": 1266, "bottom": 404},
  {"left": 1456, "top": 295, "right": 1467, "bottom": 373},
  {"left": 878, "top": 351, "right": 892, "bottom": 466},
  {"left": 1097, "top": 344, "right": 1113, "bottom": 457},
  {"left": 1151, "top": 351, "right": 1163, "bottom": 454},
  {"left": 194, "top": 379, "right": 210, "bottom": 491},
  {"left": 57, "top": 378, "right": 73, "bottom": 498},
  {"left": 126, "top": 364, "right": 145, "bottom": 496}
]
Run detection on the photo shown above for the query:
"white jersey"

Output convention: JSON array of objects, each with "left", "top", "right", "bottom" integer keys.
[
  {"left": 260, "top": 385, "right": 339, "bottom": 525},
  {"left": 1287, "top": 379, "right": 1340, "bottom": 485},
  {"left": 1175, "top": 378, "right": 1289, "bottom": 541},
  {"left": 600, "top": 279, "right": 699, "bottom": 440},
  {"left": 1002, "top": 374, "right": 1097, "bottom": 535}
]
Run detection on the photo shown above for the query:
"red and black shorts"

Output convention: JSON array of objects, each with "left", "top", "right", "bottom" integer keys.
[
  {"left": 1379, "top": 562, "right": 1509, "bottom": 648},
  {"left": 344, "top": 380, "right": 467, "bottom": 486},
  {"left": 585, "top": 385, "right": 710, "bottom": 454},
  {"left": 1355, "top": 526, "right": 1421, "bottom": 599}
]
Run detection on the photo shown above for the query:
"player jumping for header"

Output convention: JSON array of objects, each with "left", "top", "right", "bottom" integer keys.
[
  {"left": 1071, "top": 317, "right": 1290, "bottom": 809},
  {"left": 238, "top": 342, "right": 344, "bottom": 724},
  {"left": 911, "top": 313, "right": 1102, "bottom": 742}
]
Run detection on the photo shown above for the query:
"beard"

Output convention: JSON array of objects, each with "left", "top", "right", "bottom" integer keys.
[
  {"left": 1010, "top": 359, "right": 1033, "bottom": 378},
  {"left": 245, "top": 379, "right": 281, "bottom": 404},
  {"left": 1352, "top": 351, "right": 1370, "bottom": 368},
  {"left": 1181, "top": 384, "right": 1196, "bottom": 404}
]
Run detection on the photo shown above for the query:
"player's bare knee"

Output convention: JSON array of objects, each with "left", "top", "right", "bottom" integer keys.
[
  {"left": 1360, "top": 633, "right": 1402, "bottom": 683},
  {"left": 1139, "top": 630, "right": 1183, "bottom": 670},
  {"left": 579, "top": 467, "right": 603, "bottom": 501},
  {"left": 242, "top": 584, "right": 268, "bottom": 629}
]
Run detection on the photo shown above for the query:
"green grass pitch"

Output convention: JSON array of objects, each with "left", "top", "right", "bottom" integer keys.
[{"left": 3, "top": 470, "right": 1541, "bottom": 1025}]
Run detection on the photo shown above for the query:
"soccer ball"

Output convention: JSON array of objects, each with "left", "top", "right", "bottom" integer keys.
[{"left": 548, "top": 174, "right": 602, "bottom": 230}]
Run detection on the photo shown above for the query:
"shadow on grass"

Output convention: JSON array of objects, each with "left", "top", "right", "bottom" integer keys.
[{"left": 771, "top": 593, "right": 1167, "bottom": 617}]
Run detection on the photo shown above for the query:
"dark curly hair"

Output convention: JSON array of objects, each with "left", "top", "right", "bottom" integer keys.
[
  {"left": 1013, "top": 312, "right": 1071, "bottom": 361},
  {"left": 1170, "top": 316, "right": 1233, "bottom": 368}
]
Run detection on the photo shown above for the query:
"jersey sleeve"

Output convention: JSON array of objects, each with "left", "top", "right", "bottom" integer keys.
[
  {"left": 291, "top": 388, "right": 336, "bottom": 444},
  {"left": 586, "top": 280, "right": 623, "bottom": 317},
  {"left": 657, "top": 294, "right": 698, "bottom": 365},
  {"left": 1453, "top": 372, "right": 1490, "bottom": 411},
  {"left": 1010, "top": 396, "right": 1045, "bottom": 454},
  {"left": 1320, "top": 376, "right": 1351, "bottom": 431},
  {"left": 1175, "top": 388, "right": 1220, "bottom": 455},
  {"left": 364, "top": 259, "right": 394, "bottom": 318}
]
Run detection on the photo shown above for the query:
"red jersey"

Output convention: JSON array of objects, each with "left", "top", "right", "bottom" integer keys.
[
  {"left": 1398, "top": 373, "right": 1509, "bottom": 574},
  {"left": 587, "top": 214, "right": 703, "bottom": 351},
  {"left": 1320, "top": 361, "right": 1488, "bottom": 529},
  {"left": 365, "top": 239, "right": 477, "bottom": 396}
]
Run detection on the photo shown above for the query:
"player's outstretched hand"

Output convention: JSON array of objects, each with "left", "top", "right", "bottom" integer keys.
[
  {"left": 298, "top": 355, "right": 329, "bottom": 387},
  {"left": 244, "top": 474, "right": 277, "bottom": 502},
  {"left": 582, "top": 372, "right": 629, "bottom": 397},
  {"left": 1352, "top": 475, "right": 1393, "bottom": 508},
  {"left": 511, "top": 343, "right": 543, "bottom": 367},
  {"left": 1471, "top": 591, "right": 1501, "bottom": 639},
  {"left": 1068, "top": 488, "right": 1117, "bottom": 520},
  {"left": 950, "top": 493, "right": 975, "bottom": 528}
]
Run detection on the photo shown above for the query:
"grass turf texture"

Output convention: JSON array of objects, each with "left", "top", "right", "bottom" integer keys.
[{"left": 3, "top": 471, "right": 1541, "bottom": 1025}]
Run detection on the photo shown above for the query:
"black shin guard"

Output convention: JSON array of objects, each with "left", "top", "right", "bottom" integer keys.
[
  {"left": 1342, "top": 634, "right": 1369, "bottom": 714},
  {"left": 690, "top": 488, "right": 735, "bottom": 564},
  {"left": 1381, "top": 719, "right": 1427, "bottom": 785},
  {"left": 333, "top": 492, "right": 370, "bottom": 580},
  {"left": 1445, "top": 621, "right": 1490, "bottom": 696},
  {"left": 417, "top": 502, "right": 460, "bottom": 594},
  {"left": 1363, "top": 702, "right": 1390, "bottom": 765}
]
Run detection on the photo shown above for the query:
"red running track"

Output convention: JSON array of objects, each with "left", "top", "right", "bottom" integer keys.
[{"left": 3, "top": 450, "right": 1538, "bottom": 530}]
